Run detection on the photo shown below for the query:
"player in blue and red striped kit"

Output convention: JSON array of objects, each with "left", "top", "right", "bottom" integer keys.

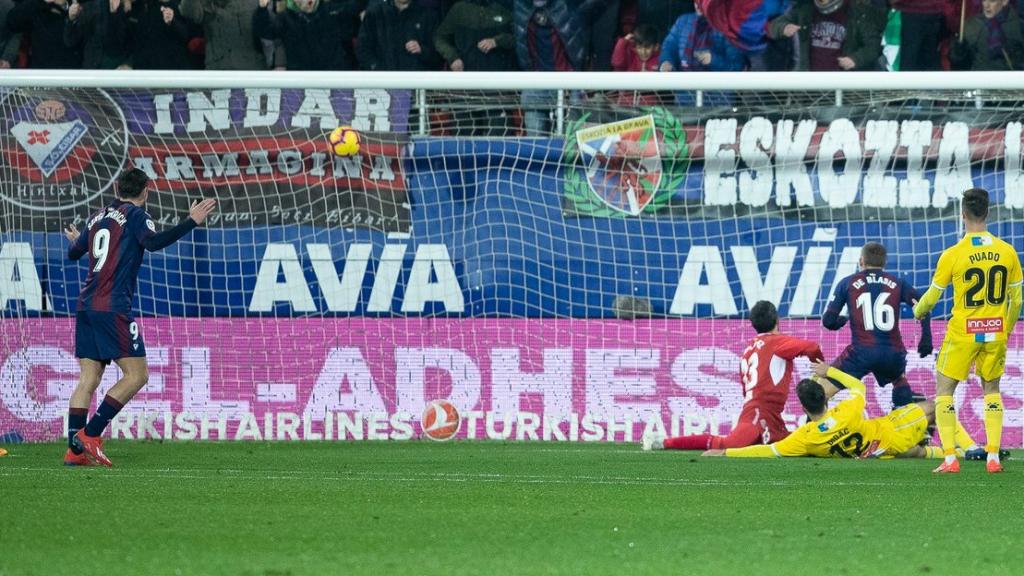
[
  {"left": 62, "top": 169, "right": 216, "bottom": 467},
  {"left": 822, "top": 242, "right": 932, "bottom": 409}
]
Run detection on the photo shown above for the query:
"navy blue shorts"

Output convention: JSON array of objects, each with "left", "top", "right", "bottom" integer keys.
[
  {"left": 75, "top": 311, "right": 146, "bottom": 364},
  {"left": 830, "top": 344, "right": 907, "bottom": 388}
]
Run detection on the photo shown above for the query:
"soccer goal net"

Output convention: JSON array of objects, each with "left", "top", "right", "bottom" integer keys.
[{"left": 1, "top": 71, "right": 1022, "bottom": 445}]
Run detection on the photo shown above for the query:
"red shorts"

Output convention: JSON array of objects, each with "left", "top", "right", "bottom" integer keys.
[{"left": 711, "top": 404, "right": 790, "bottom": 450}]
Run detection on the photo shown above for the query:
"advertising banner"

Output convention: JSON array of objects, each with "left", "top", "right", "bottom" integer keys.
[{"left": 2, "top": 319, "right": 1021, "bottom": 445}]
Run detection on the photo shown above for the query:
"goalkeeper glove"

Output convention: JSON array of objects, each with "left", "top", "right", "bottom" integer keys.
[{"left": 917, "top": 338, "right": 933, "bottom": 358}]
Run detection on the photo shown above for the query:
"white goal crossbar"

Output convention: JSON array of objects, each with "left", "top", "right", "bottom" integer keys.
[{"left": 2, "top": 70, "right": 1024, "bottom": 91}]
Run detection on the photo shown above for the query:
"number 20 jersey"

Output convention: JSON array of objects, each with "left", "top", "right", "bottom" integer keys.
[
  {"left": 73, "top": 200, "right": 158, "bottom": 314},
  {"left": 931, "top": 232, "right": 1023, "bottom": 342}
]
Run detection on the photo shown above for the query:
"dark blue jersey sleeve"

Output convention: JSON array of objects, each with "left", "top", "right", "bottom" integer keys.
[
  {"left": 128, "top": 208, "right": 197, "bottom": 252},
  {"left": 127, "top": 207, "right": 157, "bottom": 247},
  {"left": 822, "top": 277, "right": 849, "bottom": 330}
]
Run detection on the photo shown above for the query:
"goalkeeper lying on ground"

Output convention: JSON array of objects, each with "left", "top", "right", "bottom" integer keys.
[{"left": 703, "top": 360, "right": 970, "bottom": 459}]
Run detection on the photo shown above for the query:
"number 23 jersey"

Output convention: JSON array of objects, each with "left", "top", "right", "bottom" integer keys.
[{"left": 739, "top": 333, "right": 823, "bottom": 412}]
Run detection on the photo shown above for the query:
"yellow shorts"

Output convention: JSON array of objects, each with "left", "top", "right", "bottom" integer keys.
[
  {"left": 935, "top": 336, "right": 1007, "bottom": 382},
  {"left": 880, "top": 404, "right": 930, "bottom": 457}
]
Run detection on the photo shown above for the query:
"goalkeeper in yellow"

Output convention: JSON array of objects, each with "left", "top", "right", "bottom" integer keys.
[
  {"left": 913, "top": 188, "right": 1023, "bottom": 474},
  {"left": 703, "top": 360, "right": 969, "bottom": 459}
]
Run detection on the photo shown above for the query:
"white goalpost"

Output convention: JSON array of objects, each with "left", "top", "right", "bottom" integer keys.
[{"left": 0, "top": 71, "right": 1021, "bottom": 445}]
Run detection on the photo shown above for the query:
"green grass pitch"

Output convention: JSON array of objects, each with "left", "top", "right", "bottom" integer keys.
[{"left": 1, "top": 442, "right": 1020, "bottom": 576}]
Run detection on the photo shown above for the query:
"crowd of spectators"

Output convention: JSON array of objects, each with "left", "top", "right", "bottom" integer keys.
[{"left": 1, "top": 0, "right": 1021, "bottom": 72}]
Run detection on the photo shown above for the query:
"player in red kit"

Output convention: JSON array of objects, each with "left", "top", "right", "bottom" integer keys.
[{"left": 643, "top": 300, "right": 824, "bottom": 452}]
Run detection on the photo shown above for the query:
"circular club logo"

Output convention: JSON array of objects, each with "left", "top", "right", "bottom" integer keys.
[
  {"left": 1, "top": 88, "right": 129, "bottom": 212},
  {"left": 421, "top": 400, "right": 461, "bottom": 441}
]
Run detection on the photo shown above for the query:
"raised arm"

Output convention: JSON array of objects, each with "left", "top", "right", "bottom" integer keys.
[
  {"left": 823, "top": 365, "right": 865, "bottom": 398},
  {"left": 914, "top": 249, "right": 954, "bottom": 320},
  {"left": 773, "top": 335, "right": 824, "bottom": 363},
  {"left": 65, "top": 223, "right": 89, "bottom": 260},
  {"left": 134, "top": 199, "right": 215, "bottom": 252}
]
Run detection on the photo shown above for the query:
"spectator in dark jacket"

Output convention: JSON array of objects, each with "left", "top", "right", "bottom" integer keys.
[
  {"left": 7, "top": 0, "right": 83, "bottom": 68},
  {"left": 659, "top": 3, "right": 745, "bottom": 107},
  {"left": 357, "top": 0, "right": 441, "bottom": 70},
  {"left": 435, "top": 0, "right": 514, "bottom": 70},
  {"left": 254, "top": 0, "right": 358, "bottom": 70},
  {"left": 127, "top": 0, "right": 193, "bottom": 69},
  {"left": 514, "top": 0, "right": 587, "bottom": 134},
  {"left": 436, "top": 0, "right": 515, "bottom": 135},
  {"left": 64, "top": 0, "right": 130, "bottom": 68},
  {"left": 581, "top": 0, "right": 618, "bottom": 70},
  {"left": 891, "top": 0, "right": 945, "bottom": 70},
  {"left": 1, "top": 0, "right": 23, "bottom": 67},
  {"left": 769, "top": 0, "right": 884, "bottom": 71},
  {"left": 951, "top": 0, "right": 1024, "bottom": 69},
  {"left": 513, "top": 0, "right": 586, "bottom": 71},
  {"left": 180, "top": 0, "right": 276, "bottom": 69}
]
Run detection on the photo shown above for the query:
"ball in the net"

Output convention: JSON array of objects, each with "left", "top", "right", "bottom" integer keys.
[
  {"left": 328, "top": 126, "right": 361, "bottom": 157},
  {"left": 421, "top": 399, "right": 461, "bottom": 441}
]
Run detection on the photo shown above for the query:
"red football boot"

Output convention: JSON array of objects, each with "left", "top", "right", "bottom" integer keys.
[
  {"left": 932, "top": 459, "right": 960, "bottom": 474},
  {"left": 63, "top": 448, "right": 95, "bottom": 467},
  {"left": 74, "top": 430, "right": 112, "bottom": 467}
]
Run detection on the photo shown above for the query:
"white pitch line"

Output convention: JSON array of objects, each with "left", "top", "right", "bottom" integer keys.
[{"left": 0, "top": 467, "right": 999, "bottom": 488}]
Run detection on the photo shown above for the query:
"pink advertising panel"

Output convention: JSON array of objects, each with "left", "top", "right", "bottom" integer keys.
[{"left": 2, "top": 319, "right": 1020, "bottom": 446}]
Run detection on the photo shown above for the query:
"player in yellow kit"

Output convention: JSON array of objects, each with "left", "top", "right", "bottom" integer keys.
[
  {"left": 703, "top": 361, "right": 956, "bottom": 459},
  {"left": 913, "top": 188, "right": 1023, "bottom": 474}
]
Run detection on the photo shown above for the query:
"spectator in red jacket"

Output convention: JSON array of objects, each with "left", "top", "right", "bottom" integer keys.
[
  {"left": 611, "top": 23, "right": 660, "bottom": 71},
  {"left": 611, "top": 24, "right": 661, "bottom": 106}
]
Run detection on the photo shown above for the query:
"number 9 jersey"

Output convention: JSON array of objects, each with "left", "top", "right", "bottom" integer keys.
[
  {"left": 70, "top": 200, "right": 159, "bottom": 314},
  {"left": 69, "top": 200, "right": 158, "bottom": 363}
]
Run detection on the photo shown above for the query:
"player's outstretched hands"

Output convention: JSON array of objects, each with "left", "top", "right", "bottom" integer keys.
[
  {"left": 810, "top": 358, "right": 830, "bottom": 378},
  {"left": 189, "top": 198, "right": 217, "bottom": 225},
  {"left": 64, "top": 223, "right": 80, "bottom": 244},
  {"left": 701, "top": 449, "right": 725, "bottom": 457}
]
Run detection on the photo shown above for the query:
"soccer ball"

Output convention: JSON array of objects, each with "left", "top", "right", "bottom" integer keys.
[
  {"left": 421, "top": 399, "right": 461, "bottom": 441},
  {"left": 328, "top": 126, "right": 360, "bottom": 157}
]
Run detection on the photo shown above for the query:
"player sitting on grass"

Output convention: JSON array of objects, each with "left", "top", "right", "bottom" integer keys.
[
  {"left": 703, "top": 360, "right": 974, "bottom": 459},
  {"left": 913, "top": 188, "right": 1022, "bottom": 474},
  {"left": 822, "top": 242, "right": 932, "bottom": 409},
  {"left": 643, "top": 300, "right": 823, "bottom": 452},
  {"left": 62, "top": 169, "right": 216, "bottom": 467}
]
